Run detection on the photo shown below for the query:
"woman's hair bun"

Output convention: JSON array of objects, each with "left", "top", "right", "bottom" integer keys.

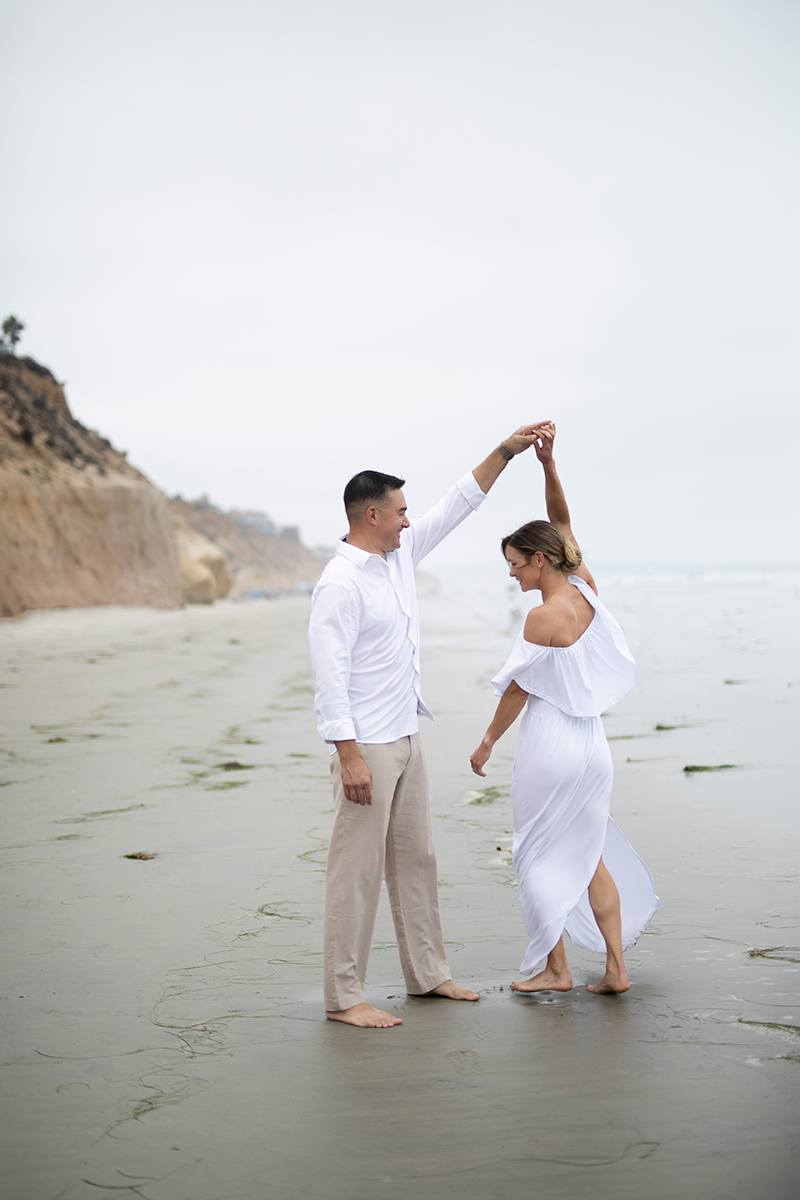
[
  {"left": 501, "top": 520, "right": 583, "bottom": 574},
  {"left": 562, "top": 538, "right": 582, "bottom": 570}
]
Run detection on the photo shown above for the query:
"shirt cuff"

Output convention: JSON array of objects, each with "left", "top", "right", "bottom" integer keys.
[
  {"left": 319, "top": 717, "right": 357, "bottom": 743},
  {"left": 457, "top": 471, "right": 487, "bottom": 510}
]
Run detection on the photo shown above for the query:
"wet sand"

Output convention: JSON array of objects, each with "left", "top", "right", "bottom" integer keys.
[{"left": 1, "top": 574, "right": 799, "bottom": 1199}]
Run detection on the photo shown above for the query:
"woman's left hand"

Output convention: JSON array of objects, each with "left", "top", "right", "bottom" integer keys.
[
  {"left": 534, "top": 421, "right": 555, "bottom": 463},
  {"left": 470, "top": 738, "right": 493, "bottom": 777}
]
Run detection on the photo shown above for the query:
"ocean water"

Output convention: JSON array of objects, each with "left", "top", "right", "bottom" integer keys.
[{"left": 419, "top": 562, "right": 800, "bottom": 776}]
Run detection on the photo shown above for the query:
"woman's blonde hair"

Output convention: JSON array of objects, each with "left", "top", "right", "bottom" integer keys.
[{"left": 501, "top": 520, "right": 582, "bottom": 573}]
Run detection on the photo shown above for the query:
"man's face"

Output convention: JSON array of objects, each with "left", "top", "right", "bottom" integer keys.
[{"left": 374, "top": 489, "right": 410, "bottom": 551}]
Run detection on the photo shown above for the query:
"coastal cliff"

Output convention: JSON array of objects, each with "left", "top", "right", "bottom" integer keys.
[
  {"left": 0, "top": 355, "right": 323, "bottom": 617},
  {"left": 169, "top": 497, "right": 324, "bottom": 598},
  {"left": 0, "top": 355, "right": 183, "bottom": 617}
]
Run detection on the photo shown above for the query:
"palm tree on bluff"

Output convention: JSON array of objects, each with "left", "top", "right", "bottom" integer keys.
[{"left": 2, "top": 315, "right": 25, "bottom": 353}]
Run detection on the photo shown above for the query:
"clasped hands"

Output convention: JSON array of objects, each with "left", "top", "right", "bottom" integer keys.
[{"left": 503, "top": 420, "right": 555, "bottom": 457}]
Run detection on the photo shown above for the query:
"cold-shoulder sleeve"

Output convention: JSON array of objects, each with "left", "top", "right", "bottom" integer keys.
[
  {"left": 490, "top": 580, "right": 636, "bottom": 718},
  {"left": 491, "top": 633, "right": 551, "bottom": 697}
]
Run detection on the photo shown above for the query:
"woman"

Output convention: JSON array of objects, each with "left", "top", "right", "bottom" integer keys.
[{"left": 470, "top": 425, "right": 659, "bottom": 994}]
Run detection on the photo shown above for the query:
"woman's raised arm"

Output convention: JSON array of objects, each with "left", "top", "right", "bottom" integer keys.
[{"left": 535, "top": 424, "right": 598, "bottom": 593}]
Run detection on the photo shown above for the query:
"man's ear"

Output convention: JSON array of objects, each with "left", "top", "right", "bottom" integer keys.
[{"left": 364, "top": 504, "right": 378, "bottom": 527}]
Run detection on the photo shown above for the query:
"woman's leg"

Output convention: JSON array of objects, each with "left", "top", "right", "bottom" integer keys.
[
  {"left": 511, "top": 936, "right": 573, "bottom": 993},
  {"left": 586, "top": 858, "right": 631, "bottom": 994}
]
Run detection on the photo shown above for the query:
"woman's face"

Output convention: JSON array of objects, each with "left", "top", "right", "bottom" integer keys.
[{"left": 505, "top": 546, "right": 542, "bottom": 592}]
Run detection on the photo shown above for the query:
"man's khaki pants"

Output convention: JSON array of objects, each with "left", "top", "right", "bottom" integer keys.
[{"left": 324, "top": 734, "right": 450, "bottom": 1012}]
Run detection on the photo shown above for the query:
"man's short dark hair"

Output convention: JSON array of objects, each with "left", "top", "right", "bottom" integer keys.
[{"left": 343, "top": 470, "right": 405, "bottom": 517}]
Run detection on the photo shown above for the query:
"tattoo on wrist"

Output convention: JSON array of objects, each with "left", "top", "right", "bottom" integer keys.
[{"left": 497, "top": 443, "right": 514, "bottom": 462}]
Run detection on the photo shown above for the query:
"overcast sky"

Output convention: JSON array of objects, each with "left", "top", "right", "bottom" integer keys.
[{"left": 2, "top": 0, "right": 798, "bottom": 568}]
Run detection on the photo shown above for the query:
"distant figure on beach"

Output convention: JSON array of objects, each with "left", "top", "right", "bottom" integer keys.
[
  {"left": 470, "top": 424, "right": 659, "bottom": 995},
  {"left": 309, "top": 424, "right": 550, "bottom": 1028}
]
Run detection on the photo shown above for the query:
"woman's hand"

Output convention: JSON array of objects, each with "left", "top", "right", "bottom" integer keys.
[
  {"left": 471, "top": 685, "right": 526, "bottom": 776},
  {"left": 470, "top": 737, "right": 494, "bottom": 777},
  {"left": 534, "top": 421, "right": 556, "bottom": 465}
]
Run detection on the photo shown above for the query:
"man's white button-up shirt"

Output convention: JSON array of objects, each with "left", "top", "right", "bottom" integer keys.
[{"left": 308, "top": 472, "right": 487, "bottom": 746}]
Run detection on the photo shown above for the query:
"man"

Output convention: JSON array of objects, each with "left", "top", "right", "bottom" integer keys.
[{"left": 309, "top": 424, "right": 548, "bottom": 1028}]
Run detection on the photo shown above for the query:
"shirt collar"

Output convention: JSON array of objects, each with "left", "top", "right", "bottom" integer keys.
[{"left": 336, "top": 538, "right": 390, "bottom": 569}]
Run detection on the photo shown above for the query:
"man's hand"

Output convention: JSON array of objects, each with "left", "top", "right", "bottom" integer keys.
[
  {"left": 503, "top": 421, "right": 553, "bottom": 457},
  {"left": 337, "top": 744, "right": 373, "bottom": 805},
  {"left": 474, "top": 420, "right": 554, "bottom": 494}
]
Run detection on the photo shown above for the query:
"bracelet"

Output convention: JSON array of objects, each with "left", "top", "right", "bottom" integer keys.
[{"left": 497, "top": 443, "right": 514, "bottom": 462}]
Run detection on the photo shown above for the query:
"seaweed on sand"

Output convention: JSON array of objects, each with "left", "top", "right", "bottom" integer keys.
[
  {"left": 738, "top": 1018, "right": 800, "bottom": 1038},
  {"left": 468, "top": 785, "right": 507, "bottom": 806},
  {"left": 746, "top": 946, "right": 800, "bottom": 964},
  {"left": 55, "top": 802, "right": 147, "bottom": 823},
  {"left": 683, "top": 763, "right": 738, "bottom": 773}
]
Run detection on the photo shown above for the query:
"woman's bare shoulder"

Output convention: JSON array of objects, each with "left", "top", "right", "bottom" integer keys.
[{"left": 522, "top": 604, "right": 559, "bottom": 647}]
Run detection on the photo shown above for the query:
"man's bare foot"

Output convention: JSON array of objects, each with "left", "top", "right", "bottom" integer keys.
[
  {"left": 423, "top": 979, "right": 480, "bottom": 1002},
  {"left": 326, "top": 1002, "right": 402, "bottom": 1028},
  {"left": 511, "top": 968, "right": 573, "bottom": 993},
  {"left": 586, "top": 968, "right": 630, "bottom": 995}
]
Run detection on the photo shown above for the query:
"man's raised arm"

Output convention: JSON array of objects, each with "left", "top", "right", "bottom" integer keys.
[
  {"left": 409, "top": 423, "right": 550, "bottom": 566},
  {"left": 471, "top": 424, "right": 547, "bottom": 494}
]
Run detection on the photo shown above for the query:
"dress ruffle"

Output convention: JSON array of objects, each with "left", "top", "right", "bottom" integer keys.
[{"left": 491, "top": 576, "right": 636, "bottom": 716}]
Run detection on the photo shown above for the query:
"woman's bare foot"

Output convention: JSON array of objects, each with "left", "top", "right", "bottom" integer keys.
[
  {"left": 424, "top": 979, "right": 480, "bottom": 1001},
  {"left": 326, "top": 1002, "right": 402, "bottom": 1028},
  {"left": 511, "top": 968, "right": 573, "bottom": 993},
  {"left": 586, "top": 968, "right": 630, "bottom": 995}
]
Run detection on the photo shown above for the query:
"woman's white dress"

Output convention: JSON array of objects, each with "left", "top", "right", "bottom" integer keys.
[{"left": 491, "top": 576, "right": 660, "bottom": 974}]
